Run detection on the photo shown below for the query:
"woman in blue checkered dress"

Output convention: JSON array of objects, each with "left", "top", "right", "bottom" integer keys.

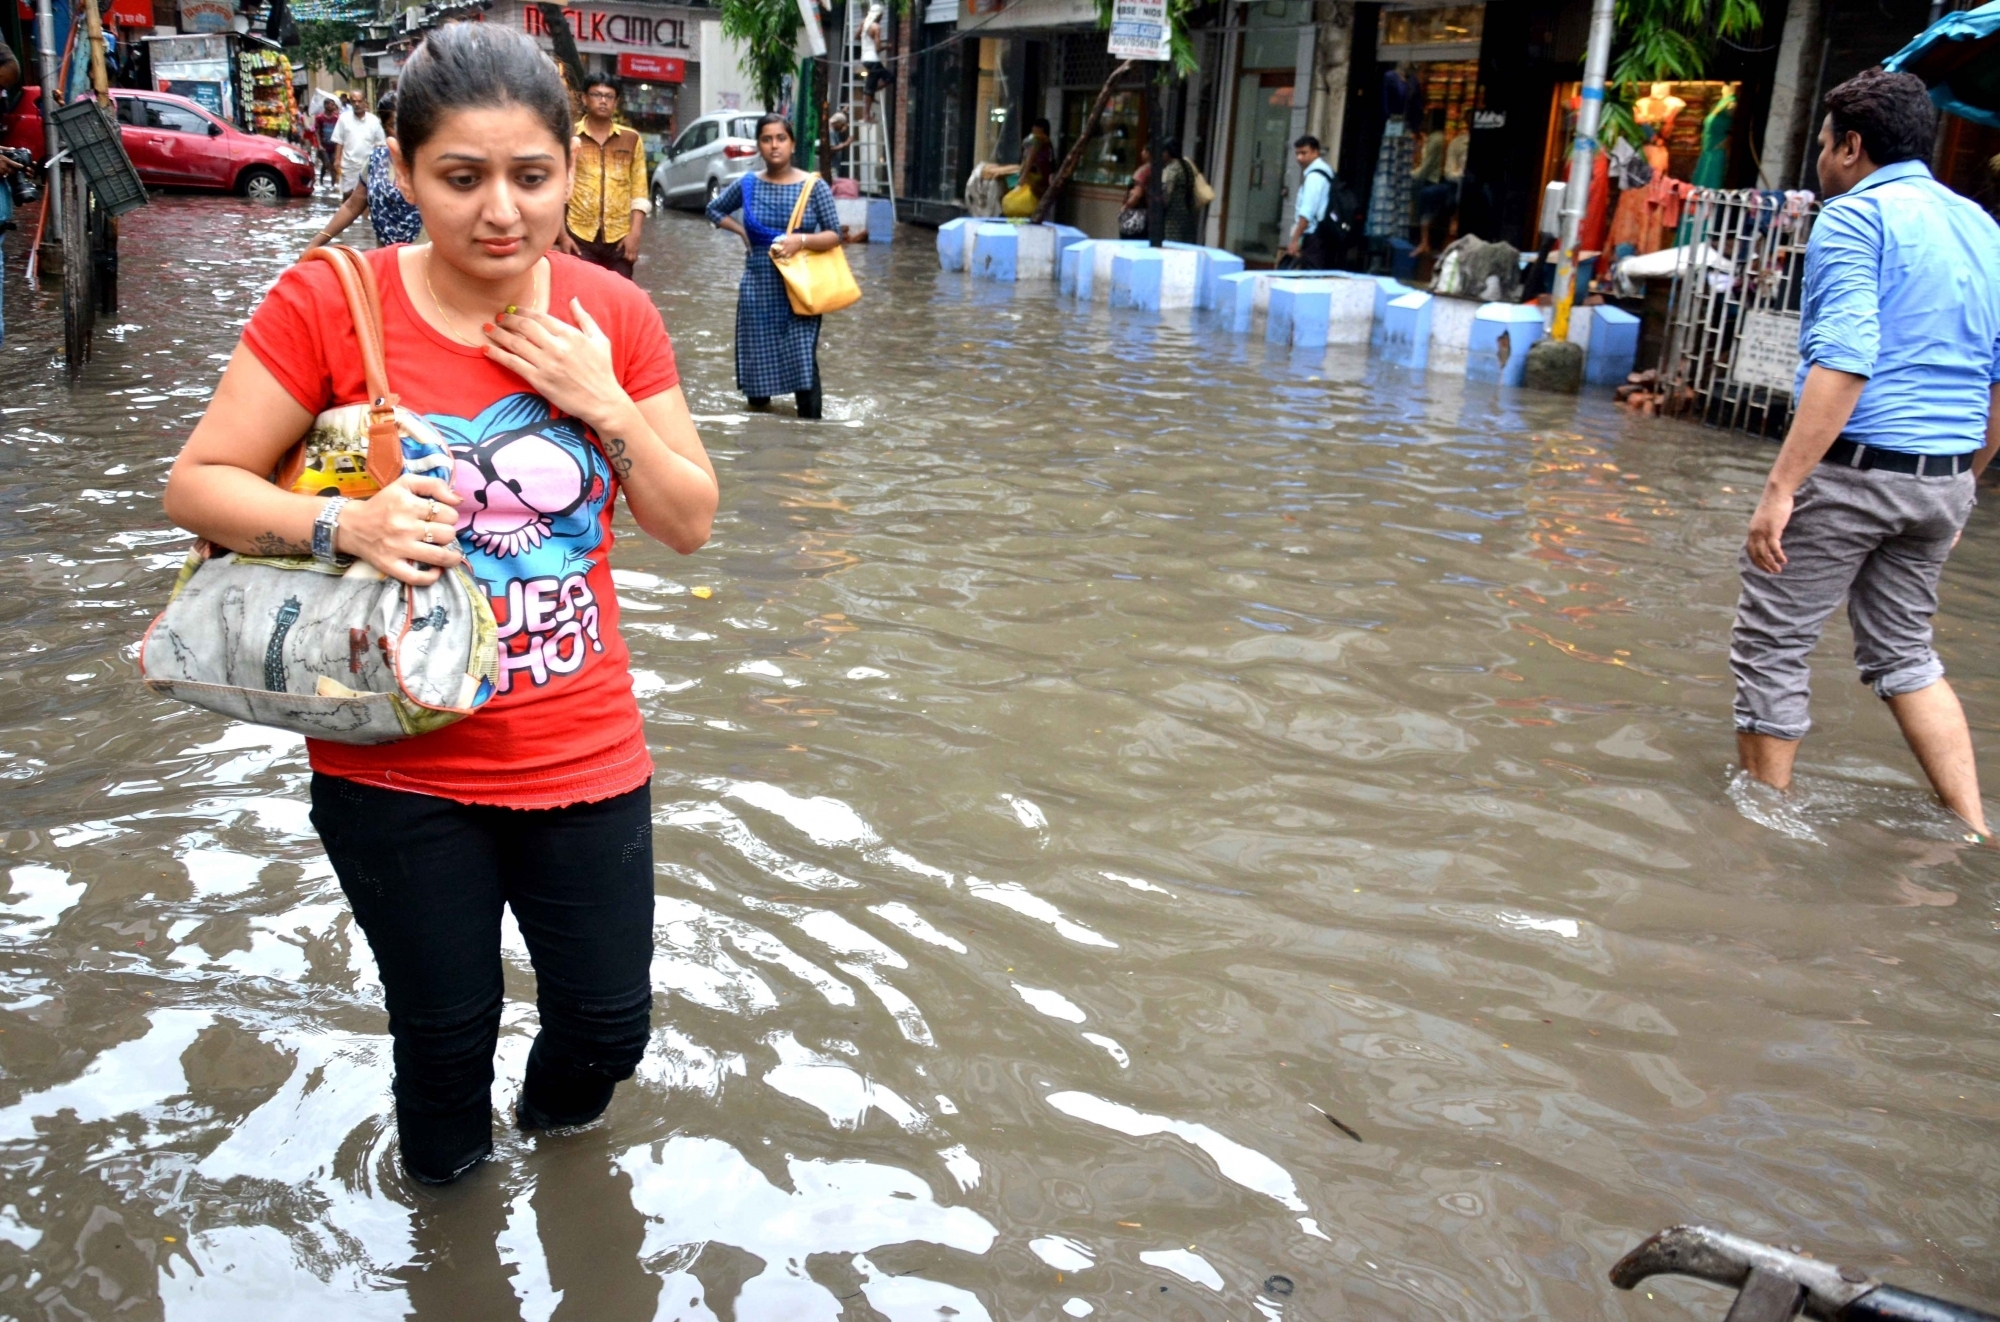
[{"left": 706, "top": 115, "right": 842, "bottom": 419}]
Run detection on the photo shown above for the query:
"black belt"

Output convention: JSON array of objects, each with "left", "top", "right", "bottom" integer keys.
[{"left": 1823, "top": 438, "right": 1977, "bottom": 476}]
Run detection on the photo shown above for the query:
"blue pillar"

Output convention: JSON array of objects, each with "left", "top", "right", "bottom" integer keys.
[
  {"left": 1381, "top": 292, "right": 1433, "bottom": 370},
  {"left": 936, "top": 217, "right": 971, "bottom": 271},
  {"left": 972, "top": 223, "right": 1019, "bottom": 281},
  {"left": 1583, "top": 306, "right": 1642, "bottom": 385},
  {"left": 1467, "top": 304, "right": 1547, "bottom": 385}
]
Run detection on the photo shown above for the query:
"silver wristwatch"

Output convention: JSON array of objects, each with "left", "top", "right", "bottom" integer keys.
[{"left": 312, "top": 495, "right": 349, "bottom": 565}]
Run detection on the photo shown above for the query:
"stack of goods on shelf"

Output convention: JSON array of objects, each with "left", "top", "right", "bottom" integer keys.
[{"left": 238, "top": 49, "right": 297, "bottom": 137}]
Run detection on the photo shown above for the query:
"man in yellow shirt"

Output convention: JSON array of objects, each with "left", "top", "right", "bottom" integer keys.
[{"left": 560, "top": 76, "right": 650, "bottom": 279}]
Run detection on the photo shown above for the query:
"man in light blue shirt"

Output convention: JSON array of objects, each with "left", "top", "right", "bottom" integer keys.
[
  {"left": 1732, "top": 70, "right": 2000, "bottom": 836},
  {"left": 1282, "top": 135, "right": 1335, "bottom": 268}
]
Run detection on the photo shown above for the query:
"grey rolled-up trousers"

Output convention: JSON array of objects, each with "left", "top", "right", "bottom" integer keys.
[{"left": 1730, "top": 461, "right": 1975, "bottom": 741}]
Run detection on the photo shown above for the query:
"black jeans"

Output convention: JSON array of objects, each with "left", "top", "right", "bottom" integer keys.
[{"left": 310, "top": 774, "right": 655, "bottom": 1184}]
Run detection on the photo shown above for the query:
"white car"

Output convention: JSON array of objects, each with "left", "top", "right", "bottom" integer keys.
[{"left": 651, "top": 111, "right": 764, "bottom": 210}]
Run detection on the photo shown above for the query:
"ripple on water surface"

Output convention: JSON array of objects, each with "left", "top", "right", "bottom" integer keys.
[{"left": 0, "top": 197, "right": 1996, "bottom": 1319}]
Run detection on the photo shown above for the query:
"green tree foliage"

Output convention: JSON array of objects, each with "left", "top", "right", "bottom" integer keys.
[
  {"left": 288, "top": 20, "right": 359, "bottom": 77},
  {"left": 718, "top": 0, "right": 801, "bottom": 112},
  {"left": 1612, "top": 0, "right": 1763, "bottom": 83}
]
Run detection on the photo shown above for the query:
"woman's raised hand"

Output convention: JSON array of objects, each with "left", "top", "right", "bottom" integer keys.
[
  {"left": 482, "top": 300, "right": 629, "bottom": 431},
  {"left": 333, "top": 473, "right": 464, "bottom": 586}
]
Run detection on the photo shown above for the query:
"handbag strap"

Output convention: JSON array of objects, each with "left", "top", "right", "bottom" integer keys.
[
  {"left": 784, "top": 177, "right": 815, "bottom": 236},
  {"left": 300, "top": 245, "right": 403, "bottom": 490}
]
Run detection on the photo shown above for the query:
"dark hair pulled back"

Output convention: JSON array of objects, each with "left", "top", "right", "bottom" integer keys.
[
  {"left": 396, "top": 22, "right": 572, "bottom": 160},
  {"left": 754, "top": 112, "right": 795, "bottom": 144}
]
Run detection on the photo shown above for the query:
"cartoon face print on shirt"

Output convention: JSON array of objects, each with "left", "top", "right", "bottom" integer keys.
[{"left": 426, "top": 393, "right": 615, "bottom": 694}]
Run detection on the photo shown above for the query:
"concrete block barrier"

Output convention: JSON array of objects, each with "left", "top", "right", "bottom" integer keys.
[
  {"left": 1581, "top": 305, "right": 1641, "bottom": 385},
  {"left": 971, "top": 223, "right": 1019, "bottom": 281},
  {"left": 867, "top": 197, "right": 896, "bottom": 243},
  {"left": 1016, "top": 223, "right": 1086, "bottom": 281},
  {"left": 937, "top": 217, "right": 971, "bottom": 271},
  {"left": 1091, "top": 240, "right": 1148, "bottom": 301},
  {"left": 1110, "top": 247, "right": 1199, "bottom": 311},
  {"left": 1325, "top": 276, "right": 1377, "bottom": 345},
  {"left": 1218, "top": 271, "right": 1259, "bottom": 332},
  {"left": 1267, "top": 280, "right": 1336, "bottom": 347},
  {"left": 1188, "top": 247, "right": 1245, "bottom": 309},
  {"left": 1060, "top": 239, "right": 1090, "bottom": 297},
  {"left": 836, "top": 197, "right": 870, "bottom": 237},
  {"left": 1428, "top": 296, "right": 1480, "bottom": 375},
  {"left": 1364, "top": 276, "right": 1413, "bottom": 348},
  {"left": 1467, "top": 304, "right": 1547, "bottom": 385},
  {"left": 1382, "top": 291, "right": 1433, "bottom": 370}
]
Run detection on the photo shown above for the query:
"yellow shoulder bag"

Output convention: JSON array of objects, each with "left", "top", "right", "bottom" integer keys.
[{"left": 771, "top": 178, "right": 861, "bottom": 316}]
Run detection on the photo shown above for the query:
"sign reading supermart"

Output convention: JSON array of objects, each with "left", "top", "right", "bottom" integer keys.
[{"left": 517, "top": 2, "right": 694, "bottom": 53}]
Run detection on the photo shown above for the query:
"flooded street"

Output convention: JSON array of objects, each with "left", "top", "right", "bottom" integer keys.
[{"left": 3, "top": 194, "right": 1999, "bottom": 1320}]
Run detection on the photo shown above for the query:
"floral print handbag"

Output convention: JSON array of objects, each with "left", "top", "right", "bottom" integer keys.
[{"left": 138, "top": 246, "right": 498, "bottom": 745}]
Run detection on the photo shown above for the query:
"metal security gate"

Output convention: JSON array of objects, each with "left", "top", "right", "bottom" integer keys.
[{"left": 1656, "top": 188, "right": 1819, "bottom": 437}]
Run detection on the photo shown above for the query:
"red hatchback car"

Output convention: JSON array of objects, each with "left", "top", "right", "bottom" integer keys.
[{"left": 2, "top": 87, "right": 315, "bottom": 200}]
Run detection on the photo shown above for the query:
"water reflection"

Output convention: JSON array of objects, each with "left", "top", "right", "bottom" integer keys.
[{"left": 0, "top": 196, "right": 1996, "bottom": 1317}]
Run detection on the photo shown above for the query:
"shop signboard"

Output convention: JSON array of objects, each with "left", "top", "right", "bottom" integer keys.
[
  {"left": 514, "top": 1, "right": 696, "bottom": 55},
  {"left": 1731, "top": 310, "right": 1802, "bottom": 392},
  {"left": 1106, "top": 0, "right": 1169, "bottom": 60},
  {"left": 163, "top": 78, "right": 225, "bottom": 114},
  {"left": 177, "top": 0, "right": 234, "bottom": 32},
  {"left": 108, "top": 0, "right": 155, "bottom": 26},
  {"left": 955, "top": 0, "right": 1098, "bottom": 31},
  {"left": 616, "top": 52, "right": 684, "bottom": 81}
]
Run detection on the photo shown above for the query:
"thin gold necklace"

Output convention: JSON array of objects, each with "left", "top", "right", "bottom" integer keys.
[{"left": 423, "top": 250, "right": 540, "bottom": 347}]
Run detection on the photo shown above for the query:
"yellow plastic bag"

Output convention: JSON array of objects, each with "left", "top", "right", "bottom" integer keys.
[
  {"left": 771, "top": 179, "right": 861, "bottom": 316},
  {"left": 1000, "top": 183, "right": 1038, "bottom": 218}
]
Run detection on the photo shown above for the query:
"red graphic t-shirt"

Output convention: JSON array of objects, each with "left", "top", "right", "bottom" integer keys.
[{"left": 243, "top": 246, "right": 680, "bottom": 809}]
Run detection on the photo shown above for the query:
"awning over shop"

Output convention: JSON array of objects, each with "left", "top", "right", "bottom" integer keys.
[{"left": 1884, "top": 0, "right": 2000, "bottom": 129}]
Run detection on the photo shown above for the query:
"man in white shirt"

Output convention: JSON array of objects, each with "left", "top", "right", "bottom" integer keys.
[
  {"left": 331, "top": 91, "right": 384, "bottom": 197},
  {"left": 859, "top": 3, "right": 888, "bottom": 121}
]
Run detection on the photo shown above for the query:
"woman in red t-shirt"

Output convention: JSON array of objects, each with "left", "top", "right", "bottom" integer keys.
[{"left": 162, "top": 24, "right": 718, "bottom": 1186}]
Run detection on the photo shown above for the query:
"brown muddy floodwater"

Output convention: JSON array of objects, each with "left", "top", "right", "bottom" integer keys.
[{"left": 0, "top": 195, "right": 1997, "bottom": 1322}]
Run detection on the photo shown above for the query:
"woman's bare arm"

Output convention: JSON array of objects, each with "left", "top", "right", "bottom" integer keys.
[
  {"left": 306, "top": 183, "right": 370, "bottom": 251},
  {"left": 163, "top": 345, "right": 465, "bottom": 584}
]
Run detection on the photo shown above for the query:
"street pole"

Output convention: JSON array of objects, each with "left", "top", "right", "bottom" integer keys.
[
  {"left": 34, "top": 0, "right": 61, "bottom": 237},
  {"left": 1550, "top": 0, "right": 1614, "bottom": 343}
]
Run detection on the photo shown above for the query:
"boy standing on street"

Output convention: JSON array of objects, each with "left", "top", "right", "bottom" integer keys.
[
  {"left": 1731, "top": 69, "right": 2000, "bottom": 835},
  {"left": 560, "top": 76, "right": 650, "bottom": 281}
]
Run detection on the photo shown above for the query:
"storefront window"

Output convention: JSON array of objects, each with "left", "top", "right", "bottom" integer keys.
[
  {"left": 1063, "top": 87, "right": 1144, "bottom": 187},
  {"left": 622, "top": 80, "right": 678, "bottom": 162},
  {"left": 1378, "top": 4, "right": 1483, "bottom": 60}
]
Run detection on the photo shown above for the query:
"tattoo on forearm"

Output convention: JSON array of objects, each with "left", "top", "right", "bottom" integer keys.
[
  {"left": 249, "top": 532, "right": 311, "bottom": 555},
  {"left": 603, "top": 437, "right": 634, "bottom": 478}
]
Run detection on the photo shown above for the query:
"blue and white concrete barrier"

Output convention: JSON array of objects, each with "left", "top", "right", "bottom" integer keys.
[
  {"left": 970, "top": 223, "right": 1019, "bottom": 281},
  {"left": 1191, "top": 248, "right": 1245, "bottom": 310},
  {"left": 1427, "top": 296, "right": 1480, "bottom": 376},
  {"left": 1266, "top": 280, "right": 1335, "bottom": 347},
  {"left": 1467, "top": 304, "right": 1547, "bottom": 385},
  {"left": 1382, "top": 291, "right": 1433, "bottom": 370},
  {"left": 866, "top": 197, "right": 895, "bottom": 244},
  {"left": 936, "top": 216, "right": 972, "bottom": 271},
  {"left": 1365, "top": 275, "right": 1412, "bottom": 348},
  {"left": 1324, "top": 275, "right": 1378, "bottom": 345},
  {"left": 1572, "top": 305, "right": 1641, "bottom": 385},
  {"left": 1109, "top": 246, "right": 1201, "bottom": 312},
  {"left": 1016, "top": 223, "right": 1086, "bottom": 281}
]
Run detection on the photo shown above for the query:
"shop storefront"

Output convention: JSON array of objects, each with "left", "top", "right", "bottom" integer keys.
[
  {"left": 494, "top": 0, "right": 701, "bottom": 156},
  {"left": 1210, "top": 0, "right": 1310, "bottom": 261}
]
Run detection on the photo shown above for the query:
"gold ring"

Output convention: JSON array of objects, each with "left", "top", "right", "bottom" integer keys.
[
  {"left": 426, "top": 498, "right": 438, "bottom": 520},
  {"left": 422, "top": 527, "right": 435, "bottom": 545}
]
